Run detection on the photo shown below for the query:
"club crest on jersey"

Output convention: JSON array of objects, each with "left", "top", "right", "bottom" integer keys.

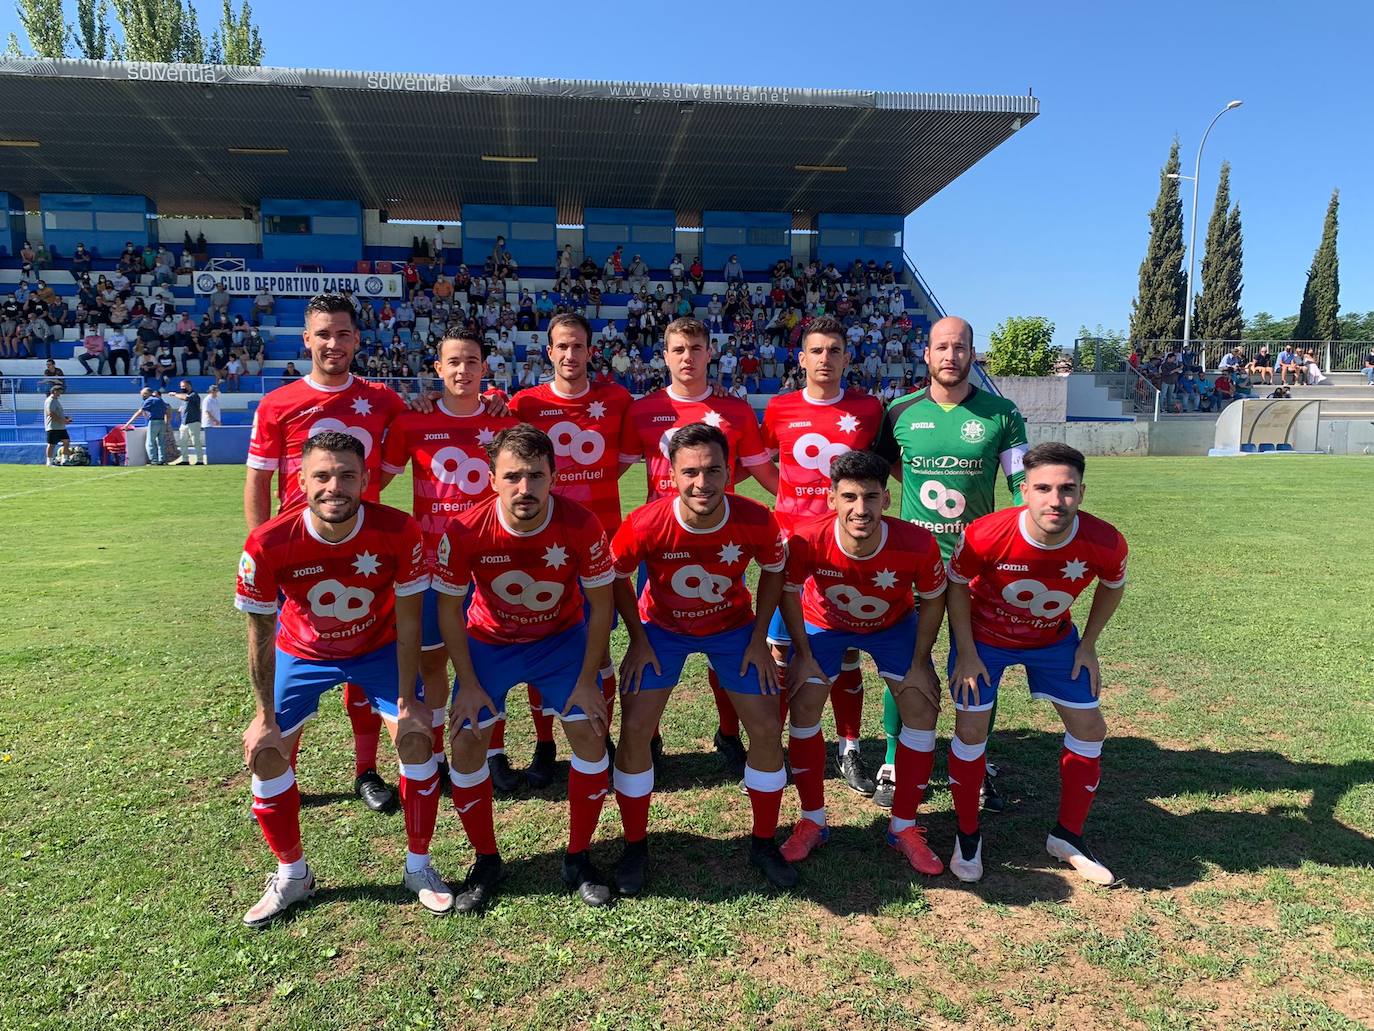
[
  {"left": 238, "top": 551, "right": 257, "bottom": 586},
  {"left": 437, "top": 535, "right": 452, "bottom": 567},
  {"left": 959, "top": 419, "right": 986, "bottom": 443}
]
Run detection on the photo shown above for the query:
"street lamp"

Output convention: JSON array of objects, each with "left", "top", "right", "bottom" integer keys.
[{"left": 1170, "top": 100, "right": 1243, "bottom": 361}]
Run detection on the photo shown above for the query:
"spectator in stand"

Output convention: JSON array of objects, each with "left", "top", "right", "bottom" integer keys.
[
  {"left": 1363, "top": 347, "right": 1374, "bottom": 385},
  {"left": 202, "top": 383, "right": 223, "bottom": 428},
  {"left": 1232, "top": 366, "right": 1254, "bottom": 399},
  {"left": 208, "top": 279, "right": 230, "bottom": 318},
  {"left": 280, "top": 361, "right": 302, "bottom": 383},
  {"left": 1302, "top": 350, "right": 1330, "bottom": 386},
  {"left": 1275, "top": 345, "right": 1302, "bottom": 386},
  {"left": 152, "top": 246, "right": 176, "bottom": 286},
  {"left": 1177, "top": 364, "right": 1201, "bottom": 411},
  {"left": 1212, "top": 371, "right": 1234, "bottom": 409},
  {"left": 718, "top": 342, "right": 738, "bottom": 384},
  {"left": 485, "top": 347, "right": 510, "bottom": 392},
  {"left": 723, "top": 254, "right": 745, "bottom": 287},
  {"left": 557, "top": 243, "right": 575, "bottom": 285},
  {"left": 1217, "top": 345, "right": 1244, "bottom": 375},
  {"left": 181, "top": 331, "right": 206, "bottom": 375},
  {"left": 78, "top": 328, "right": 107, "bottom": 374},
  {"left": 669, "top": 254, "right": 685, "bottom": 291},
  {"left": 104, "top": 324, "right": 131, "bottom": 375},
  {"left": 155, "top": 344, "right": 177, "bottom": 387},
  {"left": 72, "top": 242, "right": 91, "bottom": 276},
  {"left": 252, "top": 287, "right": 275, "bottom": 321},
  {"left": 627, "top": 254, "right": 650, "bottom": 295},
  {"left": 124, "top": 387, "right": 170, "bottom": 465},
  {"left": 1158, "top": 352, "right": 1182, "bottom": 411},
  {"left": 433, "top": 225, "right": 447, "bottom": 264},
  {"left": 43, "top": 383, "right": 72, "bottom": 466},
  {"left": 1249, "top": 344, "right": 1274, "bottom": 384},
  {"left": 738, "top": 347, "right": 761, "bottom": 392},
  {"left": 688, "top": 255, "right": 705, "bottom": 293},
  {"left": 38, "top": 357, "right": 64, "bottom": 389},
  {"left": 26, "top": 314, "right": 54, "bottom": 360}
]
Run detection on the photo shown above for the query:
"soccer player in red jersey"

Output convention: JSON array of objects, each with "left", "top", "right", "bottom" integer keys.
[
  {"left": 433, "top": 426, "right": 616, "bottom": 911},
  {"left": 378, "top": 331, "right": 520, "bottom": 791},
  {"left": 507, "top": 312, "right": 633, "bottom": 786},
  {"left": 236, "top": 432, "right": 450, "bottom": 927},
  {"left": 243, "top": 293, "right": 410, "bottom": 814},
  {"left": 760, "top": 316, "right": 885, "bottom": 798},
  {"left": 617, "top": 317, "right": 779, "bottom": 777},
  {"left": 609, "top": 422, "right": 795, "bottom": 894},
  {"left": 776, "top": 451, "right": 947, "bottom": 872},
  {"left": 945, "top": 442, "right": 1128, "bottom": 885}
]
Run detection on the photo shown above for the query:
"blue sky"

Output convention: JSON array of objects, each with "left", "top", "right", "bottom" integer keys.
[{"left": 5, "top": 1, "right": 1369, "bottom": 345}]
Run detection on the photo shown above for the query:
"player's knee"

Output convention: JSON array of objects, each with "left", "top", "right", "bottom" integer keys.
[
  {"left": 396, "top": 730, "right": 433, "bottom": 765},
  {"left": 419, "top": 648, "right": 448, "bottom": 681},
  {"left": 1068, "top": 711, "right": 1107, "bottom": 743},
  {"left": 250, "top": 746, "right": 289, "bottom": 780}
]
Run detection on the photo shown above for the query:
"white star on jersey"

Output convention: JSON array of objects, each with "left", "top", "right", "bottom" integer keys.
[
  {"left": 702, "top": 410, "right": 724, "bottom": 428},
  {"left": 351, "top": 398, "right": 373, "bottom": 416},
  {"left": 837, "top": 413, "right": 860, "bottom": 434},
  {"left": 1061, "top": 558, "right": 1089, "bottom": 581},
  {"left": 353, "top": 551, "right": 381, "bottom": 577},
  {"left": 476, "top": 427, "right": 496, "bottom": 445},
  {"left": 718, "top": 541, "right": 743, "bottom": 565},
  {"left": 873, "top": 569, "right": 897, "bottom": 589},
  {"left": 543, "top": 543, "right": 569, "bottom": 569},
  {"left": 588, "top": 400, "right": 607, "bottom": 419}
]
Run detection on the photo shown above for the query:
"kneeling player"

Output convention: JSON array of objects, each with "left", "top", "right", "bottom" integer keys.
[
  {"left": 609, "top": 422, "right": 794, "bottom": 894},
  {"left": 945, "top": 442, "right": 1127, "bottom": 885},
  {"left": 434, "top": 426, "right": 616, "bottom": 911},
  {"left": 777, "top": 450, "right": 948, "bottom": 871},
  {"left": 237, "top": 432, "right": 451, "bottom": 927}
]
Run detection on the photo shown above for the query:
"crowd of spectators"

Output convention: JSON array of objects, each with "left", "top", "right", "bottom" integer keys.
[{"left": 1129, "top": 342, "right": 1336, "bottom": 413}]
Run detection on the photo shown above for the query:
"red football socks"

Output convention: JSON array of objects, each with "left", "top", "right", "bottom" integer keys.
[
  {"left": 1058, "top": 734, "right": 1104, "bottom": 835},
  {"left": 398, "top": 755, "right": 441, "bottom": 856},
  {"left": 743, "top": 764, "right": 786, "bottom": 839},
  {"left": 709, "top": 669, "right": 740, "bottom": 737},
  {"left": 567, "top": 753, "right": 610, "bottom": 853},
  {"left": 830, "top": 665, "right": 864, "bottom": 742},
  {"left": 614, "top": 766, "right": 654, "bottom": 843},
  {"left": 449, "top": 765, "right": 498, "bottom": 855},
  {"left": 787, "top": 723, "right": 828, "bottom": 816},
  {"left": 526, "top": 684, "right": 556, "bottom": 744},
  {"left": 892, "top": 727, "right": 937, "bottom": 824},
  {"left": 251, "top": 769, "right": 303, "bottom": 864},
  {"left": 343, "top": 681, "right": 381, "bottom": 776},
  {"left": 487, "top": 716, "right": 507, "bottom": 753},
  {"left": 947, "top": 736, "right": 987, "bottom": 836}
]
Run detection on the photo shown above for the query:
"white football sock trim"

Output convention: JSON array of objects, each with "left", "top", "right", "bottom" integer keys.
[
  {"left": 899, "top": 726, "right": 937, "bottom": 752},
  {"left": 1063, "top": 732, "right": 1104, "bottom": 758},
  {"left": 613, "top": 766, "right": 654, "bottom": 797},
  {"left": 252, "top": 769, "right": 296, "bottom": 799},
  {"left": 570, "top": 752, "right": 610, "bottom": 775},
  {"left": 949, "top": 736, "right": 987, "bottom": 762}
]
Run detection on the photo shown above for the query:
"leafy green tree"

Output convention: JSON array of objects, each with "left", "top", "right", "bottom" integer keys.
[
  {"left": 1074, "top": 324, "right": 1128, "bottom": 372},
  {"left": 1294, "top": 189, "right": 1340, "bottom": 342},
  {"left": 1192, "top": 161, "right": 1244, "bottom": 342},
  {"left": 211, "top": 0, "right": 263, "bottom": 65},
  {"left": 1130, "top": 139, "right": 1186, "bottom": 344},
  {"left": 1246, "top": 312, "right": 1298, "bottom": 341},
  {"left": 15, "top": 0, "right": 69, "bottom": 57},
  {"left": 111, "top": 0, "right": 203, "bottom": 62},
  {"left": 71, "top": 0, "right": 116, "bottom": 59},
  {"left": 986, "top": 316, "right": 1058, "bottom": 377}
]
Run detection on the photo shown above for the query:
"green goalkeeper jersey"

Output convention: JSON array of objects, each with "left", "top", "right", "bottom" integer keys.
[{"left": 873, "top": 385, "right": 1029, "bottom": 559}]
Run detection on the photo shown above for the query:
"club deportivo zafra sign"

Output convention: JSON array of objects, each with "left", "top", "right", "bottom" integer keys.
[{"left": 193, "top": 272, "right": 403, "bottom": 298}]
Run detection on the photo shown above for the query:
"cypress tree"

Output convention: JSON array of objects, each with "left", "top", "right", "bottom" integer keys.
[
  {"left": 1130, "top": 140, "right": 1186, "bottom": 344},
  {"left": 1192, "top": 162, "right": 1244, "bottom": 342},
  {"left": 1294, "top": 189, "right": 1340, "bottom": 342}
]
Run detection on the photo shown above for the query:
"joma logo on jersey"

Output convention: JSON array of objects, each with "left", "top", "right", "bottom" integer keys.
[
  {"left": 651, "top": 416, "right": 677, "bottom": 423},
  {"left": 292, "top": 565, "right": 325, "bottom": 577},
  {"left": 997, "top": 563, "right": 1030, "bottom": 572},
  {"left": 423, "top": 433, "right": 451, "bottom": 441},
  {"left": 786, "top": 421, "right": 812, "bottom": 429},
  {"left": 816, "top": 569, "right": 844, "bottom": 578},
  {"left": 662, "top": 551, "right": 691, "bottom": 560},
  {"left": 479, "top": 555, "right": 511, "bottom": 564},
  {"left": 539, "top": 408, "right": 563, "bottom": 417},
  {"left": 909, "top": 421, "right": 936, "bottom": 430}
]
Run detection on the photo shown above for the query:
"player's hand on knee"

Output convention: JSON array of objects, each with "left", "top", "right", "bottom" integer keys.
[
  {"left": 1072, "top": 642, "right": 1101, "bottom": 697},
  {"left": 396, "top": 695, "right": 432, "bottom": 749},
  {"left": 564, "top": 675, "right": 609, "bottom": 739},
  {"left": 896, "top": 660, "right": 942, "bottom": 710},
  {"left": 742, "top": 638, "right": 779, "bottom": 695},
  {"left": 951, "top": 656, "right": 990, "bottom": 709},
  {"left": 619, "top": 638, "right": 660, "bottom": 695},
  {"left": 786, "top": 653, "right": 829, "bottom": 698},
  {"left": 449, "top": 681, "right": 495, "bottom": 736},
  {"left": 243, "top": 713, "right": 286, "bottom": 771}
]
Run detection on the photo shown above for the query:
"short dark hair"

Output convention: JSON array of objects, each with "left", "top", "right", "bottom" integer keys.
[
  {"left": 802, "top": 315, "right": 847, "bottom": 347},
  {"left": 301, "top": 430, "right": 365, "bottom": 463},
  {"left": 663, "top": 316, "right": 710, "bottom": 347},
  {"left": 303, "top": 292, "right": 358, "bottom": 328},
  {"left": 437, "top": 330, "right": 487, "bottom": 360},
  {"left": 830, "top": 449, "right": 889, "bottom": 489},
  {"left": 668, "top": 422, "right": 729, "bottom": 466},
  {"left": 1022, "top": 442, "right": 1085, "bottom": 478},
  {"left": 486, "top": 424, "right": 555, "bottom": 474},
  {"left": 547, "top": 312, "right": 592, "bottom": 345}
]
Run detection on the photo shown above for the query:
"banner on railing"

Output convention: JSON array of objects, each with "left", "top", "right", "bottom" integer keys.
[{"left": 193, "top": 271, "right": 403, "bottom": 298}]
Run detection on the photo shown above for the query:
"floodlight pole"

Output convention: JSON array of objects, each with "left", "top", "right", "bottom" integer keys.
[{"left": 1179, "top": 100, "right": 1243, "bottom": 363}]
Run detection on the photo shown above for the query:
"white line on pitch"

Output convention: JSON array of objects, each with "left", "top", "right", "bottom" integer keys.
[{"left": 0, "top": 469, "right": 137, "bottom": 501}]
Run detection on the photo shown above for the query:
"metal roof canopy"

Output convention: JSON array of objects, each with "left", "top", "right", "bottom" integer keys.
[{"left": 0, "top": 59, "right": 1038, "bottom": 224}]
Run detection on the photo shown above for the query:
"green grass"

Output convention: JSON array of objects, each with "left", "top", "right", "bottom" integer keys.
[{"left": 1, "top": 456, "right": 1371, "bottom": 1030}]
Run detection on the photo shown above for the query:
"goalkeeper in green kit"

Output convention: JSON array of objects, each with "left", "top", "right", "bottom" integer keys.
[{"left": 870, "top": 316, "right": 1028, "bottom": 810}]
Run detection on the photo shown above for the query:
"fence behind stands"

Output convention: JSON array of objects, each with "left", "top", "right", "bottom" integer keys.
[{"left": 1072, "top": 338, "right": 1372, "bottom": 374}]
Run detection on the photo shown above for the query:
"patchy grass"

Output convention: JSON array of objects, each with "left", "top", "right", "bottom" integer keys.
[{"left": 0, "top": 456, "right": 1371, "bottom": 1029}]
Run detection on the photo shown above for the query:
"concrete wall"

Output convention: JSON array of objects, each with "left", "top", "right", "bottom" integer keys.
[
  {"left": 1066, "top": 373, "right": 1131, "bottom": 421},
  {"left": 159, "top": 216, "right": 258, "bottom": 245},
  {"left": 1029, "top": 422, "right": 1149, "bottom": 455},
  {"left": 997, "top": 375, "right": 1067, "bottom": 423}
]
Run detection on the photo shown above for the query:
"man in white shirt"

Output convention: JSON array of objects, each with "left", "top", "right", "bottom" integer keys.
[
  {"left": 204, "top": 384, "right": 223, "bottom": 427},
  {"left": 718, "top": 346, "right": 738, "bottom": 384},
  {"left": 486, "top": 350, "right": 509, "bottom": 391}
]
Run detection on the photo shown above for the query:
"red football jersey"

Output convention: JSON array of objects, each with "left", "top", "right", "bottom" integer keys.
[
  {"left": 761, "top": 388, "right": 884, "bottom": 533},
  {"left": 379, "top": 400, "right": 520, "bottom": 555},
  {"left": 247, "top": 374, "right": 407, "bottom": 509},
  {"left": 785, "top": 514, "right": 946, "bottom": 633},
  {"left": 618, "top": 387, "right": 771, "bottom": 501},
  {"left": 947, "top": 506, "right": 1129, "bottom": 649},
  {"left": 610, "top": 495, "right": 786, "bottom": 635},
  {"left": 510, "top": 380, "right": 633, "bottom": 532},
  {"left": 431, "top": 495, "right": 614, "bottom": 645},
  {"left": 234, "top": 501, "right": 428, "bottom": 661}
]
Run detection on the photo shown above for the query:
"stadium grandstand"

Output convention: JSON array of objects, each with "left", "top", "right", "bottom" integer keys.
[{"left": 0, "top": 58, "right": 1039, "bottom": 464}]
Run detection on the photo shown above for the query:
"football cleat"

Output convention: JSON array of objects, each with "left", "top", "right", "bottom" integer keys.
[
  {"left": 487, "top": 752, "right": 522, "bottom": 794},
  {"left": 980, "top": 770, "right": 1005, "bottom": 813},
  {"left": 838, "top": 750, "right": 877, "bottom": 796},
  {"left": 872, "top": 764, "right": 896, "bottom": 809},
  {"left": 949, "top": 831, "right": 984, "bottom": 883},
  {"left": 561, "top": 850, "right": 613, "bottom": 908},
  {"left": 749, "top": 835, "right": 799, "bottom": 889},
  {"left": 1046, "top": 826, "right": 1116, "bottom": 886},
  {"left": 403, "top": 863, "right": 455, "bottom": 915},
  {"left": 525, "top": 740, "right": 557, "bottom": 790},
  {"left": 243, "top": 866, "right": 316, "bottom": 929},
  {"left": 453, "top": 853, "right": 503, "bottom": 914},
  {"left": 887, "top": 824, "right": 944, "bottom": 876},
  {"left": 714, "top": 731, "right": 747, "bottom": 779},
  {"left": 614, "top": 838, "right": 649, "bottom": 897},
  {"left": 780, "top": 818, "right": 830, "bottom": 862},
  {"left": 354, "top": 769, "right": 396, "bottom": 812}
]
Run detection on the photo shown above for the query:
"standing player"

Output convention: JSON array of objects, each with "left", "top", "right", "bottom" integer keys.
[
  {"left": 244, "top": 293, "right": 410, "bottom": 813},
  {"left": 378, "top": 331, "right": 519, "bottom": 791},
  {"left": 871, "top": 316, "right": 1028, "bottom": 810},
  {"left": 617, "top": 317, "right": 778, "bottom": 776},
  {"left": 609, "top": 423, "right": 794, "bottom": 894},
  {"left": 945, "top": 443, "right": 1127, "bottom": 885},
  {"left": 433, "top": 426, "right": 616, "bottom": 910},
  {"left": 776, "top": 451, "right": 948, "bottom": 871},
  {"left": 507, "top": 312, "right": 633, "bottom": 786},
  {"left": 236, "top": 432, "right": 451, "bottom": 926},
  {"left": 760, "top": 316, "right": 884, "bottom": 797}
]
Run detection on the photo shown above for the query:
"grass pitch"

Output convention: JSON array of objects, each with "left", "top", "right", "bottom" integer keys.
[{"left": 0, "top": 456, "right": 1371, "bottom": 1031}]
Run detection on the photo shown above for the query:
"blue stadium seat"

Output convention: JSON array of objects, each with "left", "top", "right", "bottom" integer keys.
[
  {"left": 1276, "top": 443, "right": 1294, "bottom": 451},
  {"left": 1240, "top": 443, "right": 1257, "bottom": 453},
  {"left": 1257, "top": 443, "right": 1275, "bottom": 453}
]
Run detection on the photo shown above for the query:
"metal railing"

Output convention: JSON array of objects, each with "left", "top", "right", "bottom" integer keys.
[
  {"left": 1074, "top": 338, "right": 1372, "bottom": 373},
  {"left": 900, "top": 252, "right": 945, "bottom": 318},
  {"left": 1122, "top": 364, "right": 1162, "bottom": 421}
]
